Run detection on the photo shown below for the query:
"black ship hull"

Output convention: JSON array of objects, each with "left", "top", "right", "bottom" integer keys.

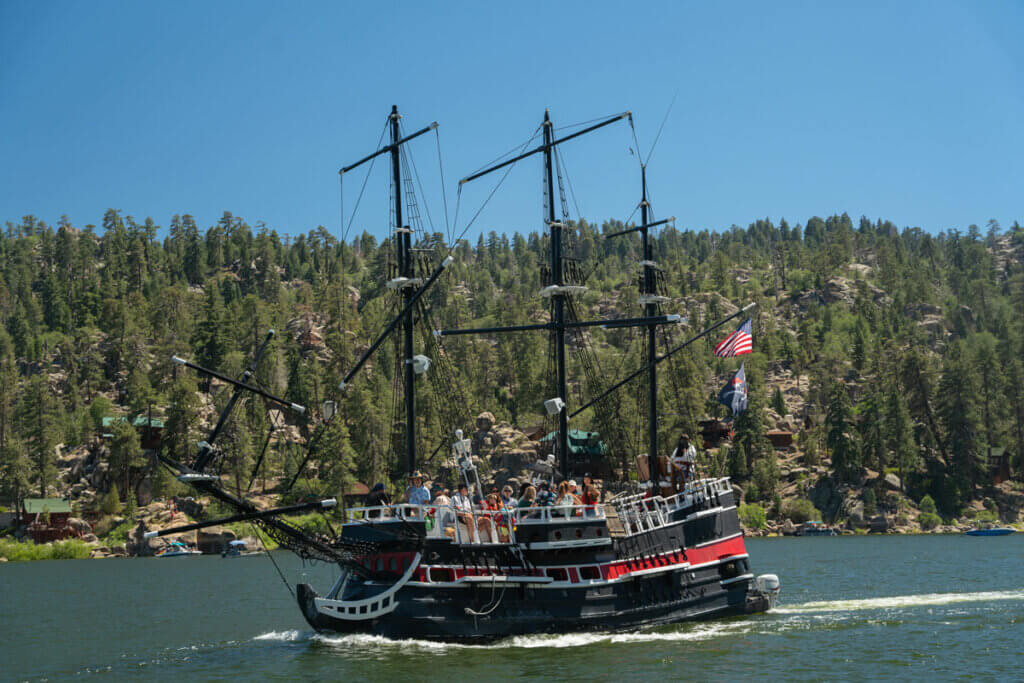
[{"left": 295, "top": 482, "right": 779, "bottom": 642}]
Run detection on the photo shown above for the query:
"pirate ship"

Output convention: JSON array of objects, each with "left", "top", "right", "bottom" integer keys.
[{"left": 150, "top": 105, "right": 779, "bottom": 641}]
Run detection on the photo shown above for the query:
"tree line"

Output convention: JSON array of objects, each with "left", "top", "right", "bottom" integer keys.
[{"left": 0, "top": 209, "right": 1021, "bottom": 518}]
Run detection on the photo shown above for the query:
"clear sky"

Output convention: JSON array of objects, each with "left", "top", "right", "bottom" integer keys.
[{"left": 1, "top": 0, "right": 1021, "bottom": 242}]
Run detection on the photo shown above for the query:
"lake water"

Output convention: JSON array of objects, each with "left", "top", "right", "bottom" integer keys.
[{"left": 3, "top": 535, "right": 1023, "bottom": 681}]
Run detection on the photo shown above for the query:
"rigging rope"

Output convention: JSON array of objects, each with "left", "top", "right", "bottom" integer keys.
[{"left": 341, "top": 120, "right": 389, "bottom": 243}]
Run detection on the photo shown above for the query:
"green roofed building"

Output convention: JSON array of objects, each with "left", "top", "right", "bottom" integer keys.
[
  {"left": 539, "top": 429, "right": 609, "bottom": 458},
  {"left": 100, "top": 415, "right": 166, "bottom": 449},
  {"left": 23, "top": 498, "right": 72, "bottom": 515}
]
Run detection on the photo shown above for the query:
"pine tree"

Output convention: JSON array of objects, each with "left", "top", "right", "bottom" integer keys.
[
  {"left": 192, "top": 285, "right": 228, "bottom": 372},
  {"left": 17, "top": 374, "right": 58, "bottom": 497},
  {"left": 825, "top": 381, "right": 860, "bottom": 481},
  {"left": 937, "top": 344, "right": 983, "bottom": 508},
  {"left": 884, "top": 384, "right": 917, "bottom": 491},
  {"left": 771, "top": 386, "right": 787, "bottom": 417}
]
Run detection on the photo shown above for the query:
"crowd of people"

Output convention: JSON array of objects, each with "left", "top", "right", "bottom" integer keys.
[
  {"left": 361, "top": 472, "right": 605, "bottom": 542},
  {"left": 361, "top": 432, "right": 699, "bottom": 542}
]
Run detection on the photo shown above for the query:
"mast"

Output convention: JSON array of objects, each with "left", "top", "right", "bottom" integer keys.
[
  {"left": 390, "top": 105, "right": 417, "bottom": 478},
  {"left": 640, "top": 166, "right": 659, "bottom": 492},
  {"left": 543, "top": 110, "right": 571, "bottom": 478},
  {"left": 453, "top": 109, "right": 633, "bottom": 480},
  {"left": 336, "top": 107, "right": 439, "bottom": 479}
]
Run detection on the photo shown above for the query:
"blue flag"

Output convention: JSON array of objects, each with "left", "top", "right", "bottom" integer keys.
[{"left": 718, "top": 363, "right": 748, "bottom": 416}]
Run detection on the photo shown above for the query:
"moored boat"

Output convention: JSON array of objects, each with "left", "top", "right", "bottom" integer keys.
[
  {"left": 965, "top": 527, "right": 1015, "bottom": 536},
  {"left": 154, "top": 541, "right": 202, "bottom": 557}
]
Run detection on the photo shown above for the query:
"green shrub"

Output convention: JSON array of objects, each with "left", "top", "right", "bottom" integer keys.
[
  {"left": 782, "top": 498, "right": 821, "bottom": 523},
  {"left": 103, "top": 521, "right": 131, "bottom": 545},
  {"left": 739, "top": 504, "right": 767, "bottom": 530},
  {"left": 975, "top": 508, "right": 998, "bottom": 523},
  {"left": 0, "top": 539, "right": 91, "bottom": 561},
  {"left": 919, "top": 494, "right": 937, "bottom": 515},
  {"left": 862, "top": 488, "right": 877, "bottom": 517},
  {"left": 100, "top": 484, "right": 122, "bottom": 515},
  {"left": 918, "top": 512, "right": 941, "bottom": 530}
]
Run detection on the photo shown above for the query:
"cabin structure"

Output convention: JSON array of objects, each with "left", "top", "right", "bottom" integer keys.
[
  {"left": 988, "top": 447, "right": 1010, "bottom": 485},
  {"left": 699, "top": 419, "right": 732, "bottom": 448},
  {"left": 101, "top": 415, "right": 165, "bottom": 449},
  {"left": 20, "top": 498, "right": 74, "bottom": 542},
  {"left": 766, "top": 430, "right": 794, "bottom": 449},
  {"left": 343, "top": 481, "right": 370, "bottom": 508}
]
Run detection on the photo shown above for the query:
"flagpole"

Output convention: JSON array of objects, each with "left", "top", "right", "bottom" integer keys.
[{"left": 569, "top": 302, "right": 756, "bottom": 419}]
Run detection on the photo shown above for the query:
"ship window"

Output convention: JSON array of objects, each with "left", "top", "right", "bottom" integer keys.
[
  {"left": 376, "top": 558, "right": 384, "bottom": 571},
  {"left": 546, "top": 568, "right": 568, "bottom": 581},
  {"left": 359, "top": 605, "right": 368, "bottom": 614},
  {"left": 580, "top": 566, "right": 600, "bottom": 580},
  {"left": 389, "top": 558, "right": 398, "bottom": 571},
  {"left": 428, "top": 567, "right": 454, "bottom": 582},
  {"left": 575, "top": 529, "right": 583, "bottom": 538},
  {"left": 348, "top": 607, "right": 356, "bottom": 614},
  {"left": 382, "top": 597, "right": 390, "bottom": 607},
  {"left": 595, "top": 528, "right": 603, "bottom": 537},
  {"left": 370, "top": 602, "right": 378, "bottom": 612}
]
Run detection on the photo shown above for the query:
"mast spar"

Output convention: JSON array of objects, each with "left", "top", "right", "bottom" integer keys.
[
  {"left": 339, "top": 105, "right": 439, "bottom": 479},
  {"left": 452, "top": 109, "right": 632, "bottom": 479}
]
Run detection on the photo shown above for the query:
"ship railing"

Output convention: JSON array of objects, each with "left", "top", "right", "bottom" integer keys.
[
  {"left": 513, "top": 504, "right": 606, "bottom": 523},
  {"left": 659, "top": 477, "right": 732, "bottom": 515},
  {"left": 345, "top": 504, "right": 429, "bottom": 522},
  {"left": 609, "top": 478, "right": 732, "bottom": 536},
  {"left": 344, "top": 504, "right": 516, "bottom": 545}
]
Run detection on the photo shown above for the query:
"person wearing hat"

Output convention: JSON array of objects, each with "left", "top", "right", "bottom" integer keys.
[
  {"left": 405, "top": 471, "right": 431, "bottom": 511},
  {"left": 364, "top": 482, "right": 390, "bottom": 519},
  {"left": 671, "top": 433, "right": 697, "bottom": 493}
]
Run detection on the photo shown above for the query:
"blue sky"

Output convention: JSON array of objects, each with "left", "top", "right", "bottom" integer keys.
[{"left": 1, "top": 0, "right": 1021, "bottom": 241}]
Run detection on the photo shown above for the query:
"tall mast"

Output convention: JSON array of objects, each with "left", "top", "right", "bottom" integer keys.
[
  {"left": 543, "top": 110, "right": 570, "bottom": 478},
  {"left": 640, "top": 165, "right": 659, "bottom": 492},
  {"left": 390, "top": 105, "right": 417, "bottom": 478}
]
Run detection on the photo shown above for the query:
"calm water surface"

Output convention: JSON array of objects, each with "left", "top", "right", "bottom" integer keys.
[{"left": 2, "top": 535, "right": 1023, "bottom": 681}]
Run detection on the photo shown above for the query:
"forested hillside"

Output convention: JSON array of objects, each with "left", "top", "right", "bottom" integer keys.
[{"left": 1, "top": 210, "right": 1022, "bottom": 531}]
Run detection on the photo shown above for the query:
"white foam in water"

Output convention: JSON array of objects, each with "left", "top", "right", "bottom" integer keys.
[
  {"left": 257, "top": 621, "right": 753, "bottom": 652},
  {"left": 775, "top": 589, "right": 1024, "bottom": 614},
  {"left": 254, "top": 630, "right": 308, "bottom": 642}
]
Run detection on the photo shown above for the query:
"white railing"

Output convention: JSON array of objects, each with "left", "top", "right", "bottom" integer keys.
[
  {"left": 514, "top": 504, "right": 606, "bottom": 523},
  {"left": 345, "top": 504, "right": 516, "bottom": 545},
  {"left": 611, "top": 477, "right": 732, "bottom": 536},
  {"left": 344, "top": 502, "right": 607, "bottom": 544}
]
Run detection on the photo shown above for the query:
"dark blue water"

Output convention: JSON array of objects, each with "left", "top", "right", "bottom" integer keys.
[{"left": 3, "top": 535, "right": 1023, "bottom": 681}]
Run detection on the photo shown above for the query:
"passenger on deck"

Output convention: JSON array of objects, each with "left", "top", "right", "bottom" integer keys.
[
  {"left": 451, "top": 483, "right": 474, "bottom": 539},
  {"left": 671, "top": 434, "right": 697, "bottom": 493},
  {"left": 500, "top": 486, "right": 518, "bottom": 509},
  {"left": 582, "top": 483, "right": 600, "bottom": 516},
  {"left": 535, "top": 481, "right": 555, "bottom": 507},
  {"left": 477, "top": 493, "right": 503, "bottom": 542},
  {"left": 568, "top": 479, "right": 583, "bottom": 505},
  {"left": 431, "top": 485, "right": 450, "bottom": 506},
  {"left": 364, "top": 482, "right": 391, "bottom": 518},
  {"left": 431, "top": 485, "right": 453, "bottom": 532},
  {"left": 517, "top": 485, "right": 537, "bottom": 510},
  {"left": 555, "top": 481, "right": 575, "bottom": 516},
  {"left": 406, "top": 471, "right": 431, "bottom": 514}
]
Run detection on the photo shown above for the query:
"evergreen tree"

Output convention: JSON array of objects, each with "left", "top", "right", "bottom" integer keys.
[
  {"left": 192, "top": 285, "right": 229, "bottom": 372},
  {"left": 884, "top": 384, "right": 917, "bottom": 491},
  {"left": 16, "top": 374, "right": 59, "bottom": 497},
  {"left": 825, "top": 382, "right": 861, "bottom": 481},
  {"left": 937, "top": 344, "right": 983, "bottom": 508}
]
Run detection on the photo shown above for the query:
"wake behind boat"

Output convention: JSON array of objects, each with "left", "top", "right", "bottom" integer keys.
[{"left": 146, "top": 104, "right": 779, "bottom": 642}]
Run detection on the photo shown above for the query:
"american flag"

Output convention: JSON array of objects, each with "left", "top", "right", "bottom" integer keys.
[{"left": 713, "top": 318, "right": 753, "bottom": 357}]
